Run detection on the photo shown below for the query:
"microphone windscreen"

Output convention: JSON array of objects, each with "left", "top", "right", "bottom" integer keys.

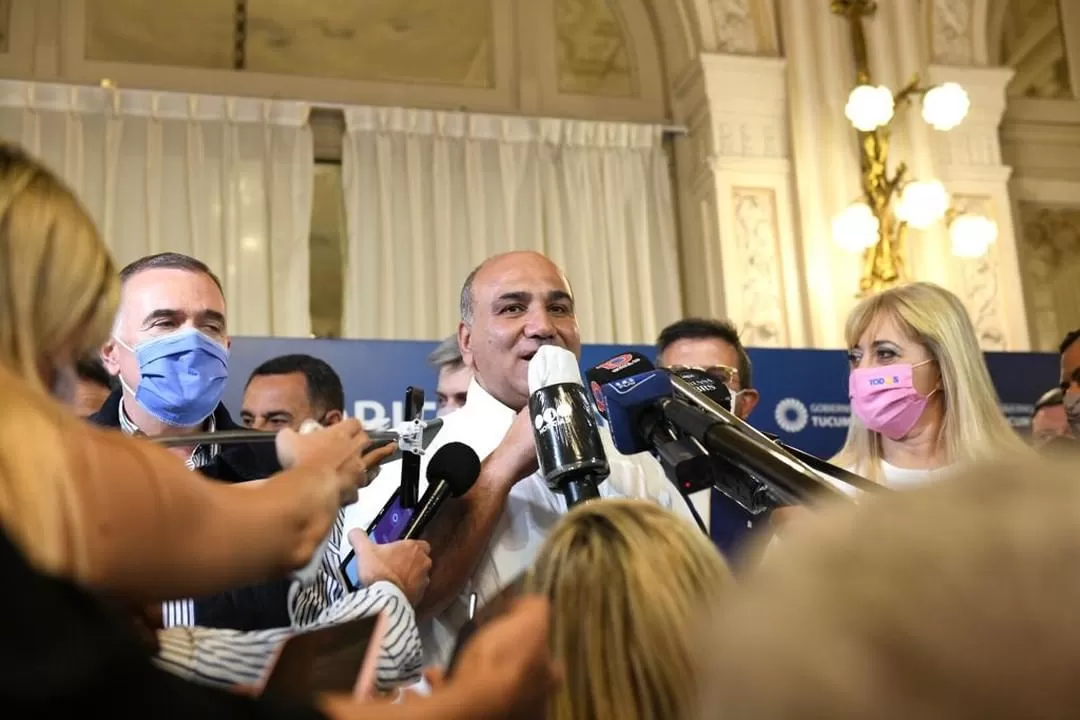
[
  {"left": 426, "top": 441, "right": 482, "bottom": 497},
  {"left": 528, "top": 345, "right": 582, "bottom": 394}
]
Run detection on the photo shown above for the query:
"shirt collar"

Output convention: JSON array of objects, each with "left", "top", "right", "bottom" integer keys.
[
  {"left": 119, "top": 396, "right": 219, "bottom": 470},
  {"left": 462, "top": 378, "right": 518, "bottom": 427}
]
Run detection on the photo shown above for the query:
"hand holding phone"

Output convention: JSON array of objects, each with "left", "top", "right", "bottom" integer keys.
[{"left": 339, "top": 529, "right": 432, "bottom": 605}]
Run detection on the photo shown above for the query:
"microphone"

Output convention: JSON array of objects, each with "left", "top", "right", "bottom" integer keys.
[
  {"left": 527, "top": 345, "right": 610, "bottom": 508},
  {"left": 398, "top": 442, "right": 481, "bottom": 540},
  {"left": 599, "top": 369, "right": 851, "bottom": 505},
  {"left": 662, "top": 367, "right": 883, "bottom": 496}
]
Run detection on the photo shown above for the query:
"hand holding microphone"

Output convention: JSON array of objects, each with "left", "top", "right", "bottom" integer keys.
[{"left": 275, "top": 418, "right": 396, "bottom": 505}]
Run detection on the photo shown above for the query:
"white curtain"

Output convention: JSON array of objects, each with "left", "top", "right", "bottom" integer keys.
[
  {"left": 341, "top": 107, "right": 682, "bottom": 344},
  {"left": 0, "top": 80, "right": 314, "bottom": 337}
]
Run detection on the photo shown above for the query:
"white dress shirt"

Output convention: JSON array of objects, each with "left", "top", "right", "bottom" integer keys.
[{"left": 341, "top": 379, "right": 695, "bottom": 664}]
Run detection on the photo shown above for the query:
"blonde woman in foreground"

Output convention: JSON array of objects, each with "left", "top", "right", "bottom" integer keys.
[
  {"left": 833, "top": 282, "right": 1026, "bottom": 488},
  {"left": 0, "top": 141, "right": 391, "bottom": 602},
  {"left": 526, "top": 500, "right": 732, "bottom": 720},
  {"left": 704, "top": 454, "right": 1080, "bottom": 719}
]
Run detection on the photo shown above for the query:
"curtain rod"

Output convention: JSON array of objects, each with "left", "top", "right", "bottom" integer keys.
[{"left": 310, "top": 101, "right": 687, "bottom": 136}]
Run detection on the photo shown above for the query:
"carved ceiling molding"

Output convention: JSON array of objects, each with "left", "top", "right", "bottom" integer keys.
[
  {"left": 700, "top": 0, "right": 777, "bottom": 56},
  {"left": 927, "top": 0, "right": 992, "bottom": 66}
]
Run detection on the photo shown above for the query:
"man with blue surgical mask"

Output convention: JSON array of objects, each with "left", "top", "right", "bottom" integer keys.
[
  {"left": 95, "top": 253, "right": 264, "bottom": 480},
  {"left": 93, "top": 252, "right": 286, "bottom": 630}
]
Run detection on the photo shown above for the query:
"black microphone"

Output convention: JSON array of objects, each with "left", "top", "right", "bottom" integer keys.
[
  {"left": 528, "top": 345, "right": 610, "bottom": 508},
  {"left": 398, "top": 442, "right": 481, "bottom": 540}
]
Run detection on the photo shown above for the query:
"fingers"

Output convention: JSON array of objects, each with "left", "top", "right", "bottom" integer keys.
[
  {"left": 347, "top": 527, "right": 372, "bottom": 554},
  {"left": 422, "top": 666, "right": 447, "bottom": 691},
  {"left": 360, "top": 441, "right": 397, "bottom": 470}
]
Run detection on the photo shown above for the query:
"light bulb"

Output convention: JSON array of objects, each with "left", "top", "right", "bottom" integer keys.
[
  {"left": 844, "top": 85, "right": 895, "bottom": 132},
  {"left": 833, "top": 203, "right": 881, "bottom": 252},
  {"left": 895, "top": 180, "right": 949, "bottom": 230},
  {"left": 949, "top": 214, "right": 997, "bottom": 257},
  {"left": 922, "top": 82, "right": 970, "bottom": 131}
]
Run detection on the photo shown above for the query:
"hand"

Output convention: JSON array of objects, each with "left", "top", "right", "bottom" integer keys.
[
  {"left": 348, "top": 529, "right": 432, "bottom": 606},
  {"left": 451, "top": 596, "right": 561, "bottom": 719},
  {"left": 486, "top": 408, "right": 539, "bottom": 486},
  {"left": 276, "top": 419, "right": 396, "bottom": 504}
]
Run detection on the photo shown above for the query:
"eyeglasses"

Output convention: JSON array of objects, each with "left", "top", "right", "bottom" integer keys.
[{"left": 667, "top": 364, "right": 741, "bottom": 389}]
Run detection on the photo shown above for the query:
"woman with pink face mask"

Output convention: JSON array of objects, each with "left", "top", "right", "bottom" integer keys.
[{"left": 831, "top": 282, "right": 1027, "bottom": 488}]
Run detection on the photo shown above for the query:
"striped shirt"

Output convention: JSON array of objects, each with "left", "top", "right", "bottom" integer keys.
[
  {"left": 155, "top": 511, "right": 423, "bottom": 690},
  {"left": 118, "top": 399, "right": 218, "bottom": 628}
]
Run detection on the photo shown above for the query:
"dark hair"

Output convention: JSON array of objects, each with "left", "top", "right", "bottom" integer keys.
[
  {"left": 119, "top": 252, "right": 223, "bottom": 293},
  {"left": 1060, "top": 329, "right": 1080, "bottom": 356},
  {"left": 75, "top": 356, "right": 113, "bottom": 390},
  {"left": 1034, "top": 387, "right": 1064, "bottom": 416},
  {"left": 657, "top": 318, "right": 753, "bottom": 389},
  {"left": 247, "top": 354, "right": 345, "bottom": 413},
  {"left": 460, "top": 264, "right": 482, "bottom": 324},
  {"left": 427, "top": 335, "right": 464, "bottom": 370}
]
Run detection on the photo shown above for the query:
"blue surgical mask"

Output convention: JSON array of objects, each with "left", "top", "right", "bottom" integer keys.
[{"left": 115, "top": 327, "right": 229, "bottom": 427}]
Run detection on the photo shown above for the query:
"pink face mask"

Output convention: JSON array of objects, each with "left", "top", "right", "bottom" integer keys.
[{"left": 849, "top": 361, "right": 935, "bottom": 440}]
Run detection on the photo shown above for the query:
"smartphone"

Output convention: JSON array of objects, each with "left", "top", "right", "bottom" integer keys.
[
  {"left": 260, "top": 613, "right": 387, "bottom": 701},
  {"left": 445, "top": 573, "right": 529, "bottom": 676},
  {"left": 338, "top": 489, "right": 416, "bottom": 592}
]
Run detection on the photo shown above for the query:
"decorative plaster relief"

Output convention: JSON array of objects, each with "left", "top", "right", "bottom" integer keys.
[
  {"left": 953, "top": 195, "right": 1007, "bottom": 350},
  {"left": 731, "top": 186, "right": 786, "bottom": 346},
  {"left": 1017, "top": 202, "right": 1080, "bottom": 351},
  {"left": 713, "top": 117, "right": 786, "bottom": 158},
  {"left": 931, "top": 0, "right": 976, "bottom": 66},
  {"left": 709, "top": 0, "right": 759, "bottom": 55}
]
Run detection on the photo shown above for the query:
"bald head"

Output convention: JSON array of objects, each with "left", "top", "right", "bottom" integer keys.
[
  {"left": 460, "top": 251, "right": 573, "bottom": 325},
  {"left": 457, "top": 251, "right": 580, "bottom": 410}
]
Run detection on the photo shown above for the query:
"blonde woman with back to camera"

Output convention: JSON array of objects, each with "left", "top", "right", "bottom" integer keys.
[
  {"left": 833, "top": 282, "right": 1026, "bottom": 488},
  {"left": 525, "top": 499, "right": 732, "bottom": 720}
]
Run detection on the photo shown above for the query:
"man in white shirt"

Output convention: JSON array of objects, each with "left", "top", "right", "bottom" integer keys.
[{"left": 341, "top": 250, "right": 695, "bottom": 664}]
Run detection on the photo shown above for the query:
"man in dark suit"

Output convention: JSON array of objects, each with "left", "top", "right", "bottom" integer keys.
[{"left": 91, "top": 252, "right": 288, "bottom": 631}]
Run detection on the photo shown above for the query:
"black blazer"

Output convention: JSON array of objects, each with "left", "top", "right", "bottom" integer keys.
[{"left": 88, "top": 390, "right": 293, "bottom": 632}]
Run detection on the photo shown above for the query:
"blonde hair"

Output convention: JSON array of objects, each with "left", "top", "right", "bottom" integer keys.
[
  {"left": 705, "top": 455, "right": 1080, "bottom": 719},
  {"left": 833, "top": 282, "right": 1025, "bottom": 481},
  {"left": 526, "top": 500, "right": 732, "bottom": 720},
  {"left": 0, "top": 143, "right": 118, "bottom": 394},
  {"left": 0, "top": 144, "right": 117, "bottom": 575}
]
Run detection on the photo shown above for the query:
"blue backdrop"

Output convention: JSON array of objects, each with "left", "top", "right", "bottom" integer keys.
[{"left": 223, "top": 337, "right": 1058, "bottom": 460}]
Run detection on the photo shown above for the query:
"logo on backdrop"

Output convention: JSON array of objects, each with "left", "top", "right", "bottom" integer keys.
[
  {"left": 774, "top": 398, "right": 809, "bottom": 433},
  {"left": 773, "top": 398, "right": 851, "bottom": 433}
]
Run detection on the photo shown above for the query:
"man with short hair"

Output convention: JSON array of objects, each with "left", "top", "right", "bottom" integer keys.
[
  {"left": 93, "top": 253, "right": 427, "bottom": 690},
  {"left": 656, "top": 317, "right": 759, "bottom": 419},
  {"left": 94, "top": 252, "right": 287, "bottom": 630},
  {"left": 427, "top": 335, "right": 473, "bottom": 416},
  {"left": 242, "top": 354, "right": 345, "bottom": 432},
  {"left": 342, "top": 250, "right": 694, "bottom": 664}
]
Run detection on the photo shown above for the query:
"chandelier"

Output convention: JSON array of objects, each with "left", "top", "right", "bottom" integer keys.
[{"left": 830, "top": 0, "right": 998, "bottom": 296}]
